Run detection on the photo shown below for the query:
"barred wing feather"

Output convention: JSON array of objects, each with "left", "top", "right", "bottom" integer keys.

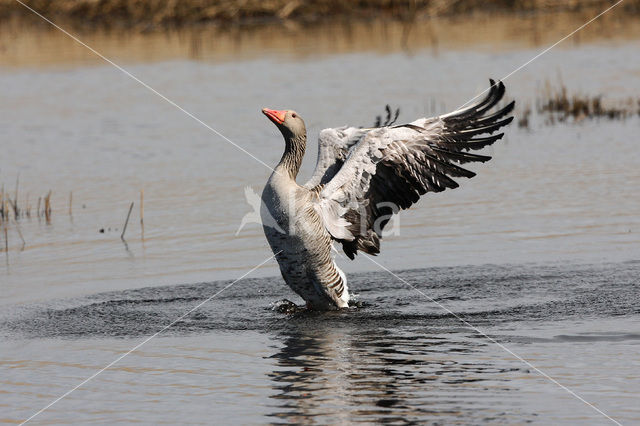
[{"left": 314, "top": 80, "right": 514, "bottom": 259}]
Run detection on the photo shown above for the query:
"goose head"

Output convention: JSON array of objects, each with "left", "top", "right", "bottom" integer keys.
[{"left": 262, "top": 108, "right": 306, "bottom": 142}]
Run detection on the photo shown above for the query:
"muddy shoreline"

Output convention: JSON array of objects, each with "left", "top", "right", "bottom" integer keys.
[{"left": 2, "top": 0, "right": 639, "bottom": 30}]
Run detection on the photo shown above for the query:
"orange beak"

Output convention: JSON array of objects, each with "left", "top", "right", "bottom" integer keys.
[{"left": 262, "top": 108, "right": 287, "bottom": 125}]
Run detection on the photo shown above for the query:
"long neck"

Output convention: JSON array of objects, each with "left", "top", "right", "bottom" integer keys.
[{"left": 277, "top": 133, "right": 306, "bottom": 180}]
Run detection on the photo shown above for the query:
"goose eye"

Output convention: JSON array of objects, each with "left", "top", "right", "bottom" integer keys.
[{"left": 292, "top": 113, "right": 297, "bottom": 118}]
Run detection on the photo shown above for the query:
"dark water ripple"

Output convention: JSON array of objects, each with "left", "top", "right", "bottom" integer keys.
[{"left": 3, "top": 261, "right": 638, "bottom": 339}]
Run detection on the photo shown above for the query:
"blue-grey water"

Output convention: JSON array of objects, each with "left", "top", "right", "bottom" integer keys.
[
  {"left": 2, "top": 262, "right": 640, "bottom": 424},
  {"left": 1, "top": 13, "right": 640, "bottom": 425}
]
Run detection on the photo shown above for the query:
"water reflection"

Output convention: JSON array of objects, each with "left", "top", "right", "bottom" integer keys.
[
  {"left": 3, "top": 11, "right": 640, "bottom": 67},
  {"left": 268, "top": 312, "right": 524, "bottom": 423}
]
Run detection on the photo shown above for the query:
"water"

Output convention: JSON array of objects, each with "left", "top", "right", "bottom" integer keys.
[
  {"left": 2, "top": 262, "right": 640, "bottom": 423},
  {"left": 1, "top": 12, "right": 640, "bottom": 424},
  {"left": 2, "top": 42, "right": 639, "bottom": 305}
]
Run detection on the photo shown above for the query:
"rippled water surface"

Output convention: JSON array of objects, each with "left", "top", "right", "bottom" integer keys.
[
  {"left": 2, "top": 41, "right": 640, "bottom": 305},
  {"left": 1, "top": 12, "right": 640, "bottom": 425},
  {"left": 3, "top": 262, "right": 640, "bottom": 423}
]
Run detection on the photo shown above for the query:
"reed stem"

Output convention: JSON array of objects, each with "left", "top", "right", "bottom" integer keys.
[
  {"left": 140, "top": 189, "right": 145, "bottom": 239},
  {"left": 44, "top": 191, "right": 52, "bottom": 223},
  {"left": 121, "top": 202, "right": 134, "bottom": 240}
]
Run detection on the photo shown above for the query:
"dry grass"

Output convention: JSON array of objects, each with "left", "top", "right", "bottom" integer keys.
[
  {"left": 2, "top": 0, "right": 640, "bottom": 29},
  {"left": 0, "top": 181, "right": 53, "bottom": 224},
  {"left": 538, "top": 80, "right": 639, "bottom": 123},
  {"left": 0, "top": 179, "right": 51, "bottom": 253},
  {"left": 518, "top": 80, "right": 640, "bottom": 128},
  {"left": 1, "top": 181, "right": 147, "bottom": 252}
]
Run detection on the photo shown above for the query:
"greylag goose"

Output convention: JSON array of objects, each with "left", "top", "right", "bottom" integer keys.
[{"left": 261, "top": 80, "right": 514, "bottom": 310}]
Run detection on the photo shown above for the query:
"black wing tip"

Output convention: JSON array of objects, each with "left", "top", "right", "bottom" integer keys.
[
  {"left": 442, "top": 78, "right": 511, "bottom": 122},
  {"left": 487, "top": 79, "right": 507, "bottom": 104},
  {"left": 444, "top": 79, "right": 515, "bottom": 135},
  {"left": 503, "top": 99, "right": 516, "bottom": 113},
  {"left": 489, "top": 78, "right": 505, "bottom": 93}
]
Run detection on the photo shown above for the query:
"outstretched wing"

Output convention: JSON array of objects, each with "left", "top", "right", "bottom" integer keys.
[
  {"left": 316, "top": 80, "right": 514, "bottom": 259},
  {"left": 303, "top": 105, "right": 400, "bottom": 190},
  {"left": 303, "top": 126, "right": 367, "bottom": 190}
]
